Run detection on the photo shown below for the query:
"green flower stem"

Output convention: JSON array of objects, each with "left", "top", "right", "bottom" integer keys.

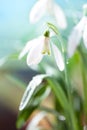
[
  {"left": 78, "top": 48, "right": 87, "bottom": 122},
  {"left": 56, "top": 33, "right": 79, "bottom": 130},
  {"left": 47, "top": 22, "right": 79, "bottom": 129},
  {"left": 82, "top": 64, "right": 87, "bottom": 120},
  {"left": 79, "top": 51, "right": 87, "bottom": 123},
  {"left": 65, "top": 60, "right": 79, "bottom": 130},
  {"left": 47, "top": 78, "right": 71, "bottom": 128},
  {"left": 47, "top": 78, "right": 69, "bottom": 111}
]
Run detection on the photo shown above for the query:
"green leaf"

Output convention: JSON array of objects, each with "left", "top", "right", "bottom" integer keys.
[
  {"left": 47, "top": 78, "right": 69, "bottom": 111},
  {"left": 16, "top": 105, "right": 38, "bottom": 129},
  {"left": 33, "top": 87, "right": 51, "bottom": 103},
  {"left": 17, "top": 85, "right": 50, "bottom": 129},
  {"left": 47, "top": 22, "right": 59, "bottom": 35}
]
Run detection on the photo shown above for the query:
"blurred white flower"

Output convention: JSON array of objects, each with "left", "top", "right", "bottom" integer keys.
[
  {"left": 83, "top": 23, "right": 87, "bottom": 48},
  {"left": 26, "top": 112, "right": 46, "bottom": 130},
  {"left": 19, "top": 31, "right": 64, "bottom": 71},
  {"left": 29, "top": 0, "right": 67, "bottom": 29},
  {"left": 68, "top": 4, "right": 87, "bottom": 57}
]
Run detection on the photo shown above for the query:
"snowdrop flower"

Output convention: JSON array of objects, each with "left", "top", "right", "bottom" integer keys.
[
  {"left": 19, "top": 30, "right": 64, "bottom": 71},
  {"left": 29, "top": 0, "right": 67, "bottom": 29},
  {"left": 68, "top": 4, "right": 87, "bottom": 57}
]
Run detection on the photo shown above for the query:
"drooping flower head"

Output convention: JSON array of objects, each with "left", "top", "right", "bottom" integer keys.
[
  {"left": 19, "top": 30, "right": 64, "bottom": 71},
  {"left": 67, "top": 4, "right": 87, "bottom": 57},
  {"left": 29, "top": 0, "right": 67, "bottom": 29}
]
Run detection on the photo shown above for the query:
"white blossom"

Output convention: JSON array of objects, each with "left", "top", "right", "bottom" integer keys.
[
  {"left": 29, "top": 0, "right": 67, "bottom": 29},
  {"left": 26, "top": 112, "right": 46, "bottom": 130},
  {"left": 68, "top": 4, "right": 87, "bottom": 57},
  {"left": 83, "top": 23, "right": 87, "bottom": 48},
  {"left": 67, "top": 16, "right": 87, "bottom": 57},
  {"left": 19, "top": 31, "right": 64, "bottom": 71}
]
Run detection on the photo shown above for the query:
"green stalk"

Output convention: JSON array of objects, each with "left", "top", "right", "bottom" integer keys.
[
  {"left": 47, "top": 22, "right": 79, "bottom": 130},
  {"left": 79, "top": 50, "right": 87, "bottom": 123},
  {"left": 57, "top": 33, "right": 79, "bottom": 130},
  {"left": 82, "top": 64, "right": 87, "bottom": 120},
  {"left": 64, "top": 59, "right": 79, "bottom": 130},
  {"left": 78, "top": 47, "right": 87, "bottom": 124}
]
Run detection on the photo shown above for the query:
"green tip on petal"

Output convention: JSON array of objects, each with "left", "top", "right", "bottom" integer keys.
[
  {"left": 44, "top": 30, "right": 50, "bottom": 37},
  {"left": 42, "top": 50, "right": 51, "bottom": 55},
  {"left": 83, "top": 4, "right": 87, "bottom": 16},
  {"left": 47, "top": 22, "right": 59, "bottom": 35}
]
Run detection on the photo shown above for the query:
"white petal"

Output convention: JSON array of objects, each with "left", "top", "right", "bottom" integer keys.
[
  {"left": 46, "top": 0, "right": 54, "bottom": 13},
  {"left": 29, "top": 0, "right": 47, "bottom": 23},
  {"left": 68, "top": 17, "right": 87, "bottom": 57},
  {"left": 67, "top": 27, "right": 82, "bottom": 57},
  {"left": 27, "top": 37, "right": 44, "bottom": 66},
  {"left": 42, "top": 37, "right": 51, "bottom": 54},
  {"left": 52, "top": 44, "right": 64, "bottom": 71},
  {"left": 83, "top": 23, "right": 87, "bottom": 48},
  {"left": 83, "top": 126, "right": 87, "bottom": 130},
  {"left": 76, "top": 16, "right": 87, "bottom": 31},
  {"left": 19, "top": 38, "right": 39, "bottom": 59},
  {"left": 19, "top": 74, "right": 49, "bottom": 111},
  {"left": 53, "top": 4, "right": 67, "bottom": 29},
  {"left": 83, "top": 4, "right": 87, "bottom": 16},
  {"left": 26, "top": 112, "right": 46, "bottom": 130}
]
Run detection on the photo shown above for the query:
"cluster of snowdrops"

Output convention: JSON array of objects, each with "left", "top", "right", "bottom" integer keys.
[{"left": 17, "top": 1, "right": 87, "bottom": 130}]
